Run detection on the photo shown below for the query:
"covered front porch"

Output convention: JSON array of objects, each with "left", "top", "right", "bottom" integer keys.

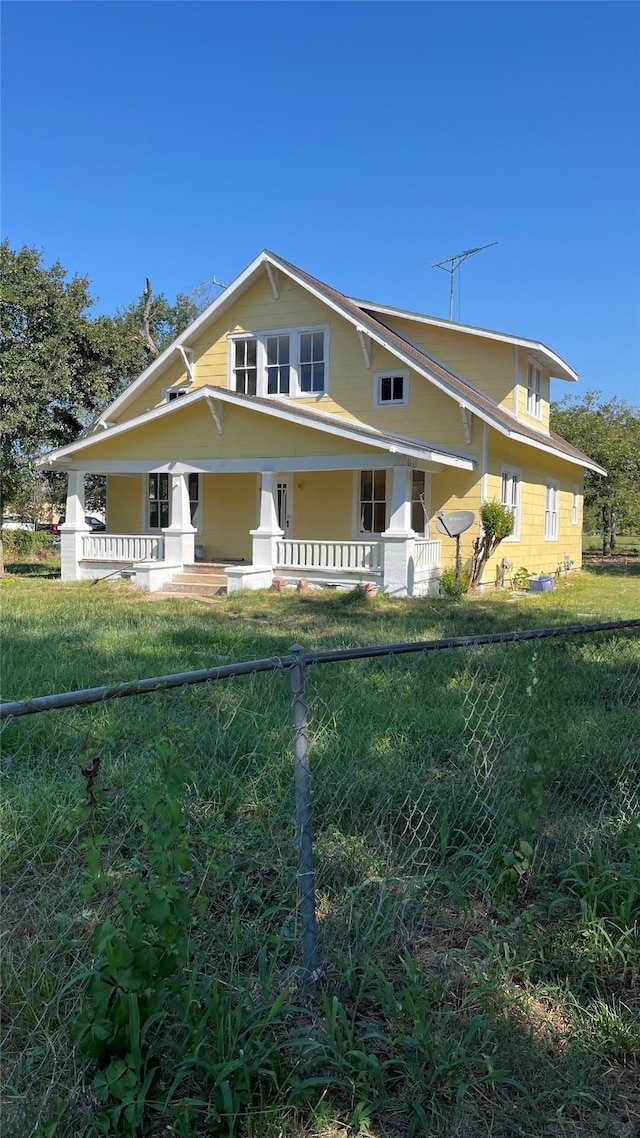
[
  {"left": 41, "top": 385, "right": 477, "bottom": 597},
  {"left": 58, "top": 466, "right": 444, "bottom": 597}
]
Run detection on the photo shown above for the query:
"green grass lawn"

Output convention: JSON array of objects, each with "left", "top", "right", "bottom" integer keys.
[
  {"left": 1, "top": 556, "right": 639, "bottom": 699},
  {"left": 583, "top": 533, "right": 640, "bottom": 553},
  {"left": 1, "top": 564, "right": 639, "bottom": 1138}
]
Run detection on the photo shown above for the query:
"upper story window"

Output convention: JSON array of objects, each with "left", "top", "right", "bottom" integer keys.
[
  {"left": 266, "top": 335, "right": 291, "bottom": 395},
  {"left": 374, "top": 370, "right": 408, "bottom": 407},
  {"left": 299, "top": 331, "right": 326, "bottom": 393},
  {"left": 500, "top": 466, "right": 521, "bottom": 541},
  {"left": 234, "top": 339, "right": 257, "bottom": 395},
  {"left": 526, "top": 362, "right": 542, "bottom": 419},
  {"left": 229, "top": 326, "right": 328, "bottom": 398}
]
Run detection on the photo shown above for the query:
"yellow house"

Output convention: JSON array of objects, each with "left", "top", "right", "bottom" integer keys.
[{"left": 38, "top": 251, "right": 605, "bottom": 596}]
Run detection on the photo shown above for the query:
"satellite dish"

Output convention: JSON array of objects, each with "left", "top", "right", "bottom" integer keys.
[{"left": 435, "top": 511, "right": 475, "bottom": 539}]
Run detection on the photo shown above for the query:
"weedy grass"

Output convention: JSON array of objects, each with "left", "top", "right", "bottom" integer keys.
[{"left": 0, "top": 564, "right": 639, "bottom": 1136}]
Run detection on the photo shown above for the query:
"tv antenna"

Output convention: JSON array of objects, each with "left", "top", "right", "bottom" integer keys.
[{"left": 433, "top": 242, "right": 497, "bottom": 321}]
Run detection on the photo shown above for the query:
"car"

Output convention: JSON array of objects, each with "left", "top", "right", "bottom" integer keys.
[
  {"left": 1, "top": 514, "right": 36, "bottom": 531},
  {"left": 52, "top": 515, "right": 107, "bottom": 535}
]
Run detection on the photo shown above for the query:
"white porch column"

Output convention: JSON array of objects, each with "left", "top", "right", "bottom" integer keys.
[
  {"left": 250, "top": 472, "right": 283, "bottom": 570},
  {"left": 60, "top": 470, "right": 90, "bottom": 581},
  {"left": 382, "top": 466, "right": 415, "bottom": 597},
  {"left": 162, "top": 475, "right": 196, "bottom": 565}
]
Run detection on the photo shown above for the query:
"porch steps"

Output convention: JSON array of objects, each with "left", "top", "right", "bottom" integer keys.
[{"left": 159, "top": 562, "right": 232, "bottom": 600}]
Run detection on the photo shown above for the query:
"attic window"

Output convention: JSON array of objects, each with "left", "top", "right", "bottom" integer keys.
[
  {"left": 374, "top": 371, "right": 408, "bottom": 407},
  {"left": 165, "top": 387, "right": 189, "bottom": 402}
]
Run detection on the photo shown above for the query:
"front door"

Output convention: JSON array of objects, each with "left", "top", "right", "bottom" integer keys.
[{"left": 275, "top": 476, "right": 292, "bottom": 538}]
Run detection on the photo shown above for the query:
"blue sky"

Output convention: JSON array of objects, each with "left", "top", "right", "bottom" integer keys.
[{"left": 2, "top": 1, "right": 639, "bottom": 408}]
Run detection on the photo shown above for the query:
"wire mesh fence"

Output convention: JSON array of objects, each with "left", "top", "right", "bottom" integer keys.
[{"left": 1, "top": 621, "right": 639, "bottom": 1135}]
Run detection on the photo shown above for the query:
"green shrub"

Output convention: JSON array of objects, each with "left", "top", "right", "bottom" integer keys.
[
  {"left": 512, "top": 566, "right": 532, "bottom": 591},
  {"left": 1, "top": 529, "right": 56, "bottom": 560},
  {"left": 439, "top": 567, "right": 470, "bottom": 599}
]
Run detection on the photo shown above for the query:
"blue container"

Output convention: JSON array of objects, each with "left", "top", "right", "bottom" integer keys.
[{"left": 529, "top": 575, "right": 554, "bottom": 593}]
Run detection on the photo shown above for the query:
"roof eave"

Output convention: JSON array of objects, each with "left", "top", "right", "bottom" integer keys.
[
  {"left": 97, "top": 250, "right": 276, "bottom": 425},
  {"left": 350, "top": 298, "right": 579, "bottom": 382},
  {"left": 36, "top": 385, "right": 476, "bottom": 472},
  {"left": 509, "top": 429, "right": 607, "bottom": 475}
]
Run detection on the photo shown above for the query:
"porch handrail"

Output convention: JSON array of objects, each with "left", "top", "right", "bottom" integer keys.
[
  {"left": 414, "top": 538, "right": 441, "bottom": 572},
  {"left": 82, "top": 534, "right": 165, "bottom": 562},
  {"left": 276, "top": 539, "right": 383, "bottom": 574}
]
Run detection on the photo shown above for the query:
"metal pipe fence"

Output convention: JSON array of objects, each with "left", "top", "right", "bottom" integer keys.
[{"left": 1, "top": 619, "right": 639, "bottom": 1134}]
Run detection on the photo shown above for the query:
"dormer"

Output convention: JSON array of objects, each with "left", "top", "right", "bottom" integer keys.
[{"left": 514, "top": 350, "right": 553, "bottom": 433}]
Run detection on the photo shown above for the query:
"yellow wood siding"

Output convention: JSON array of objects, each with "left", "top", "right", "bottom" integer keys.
[
  {"left": 201, "top": 473, "right": 255, "bottom": 561},
  {"left": 124, "top": 356, "right": 190, "bottom": 422},
  {"left": 72, "top": 401, "right": 385, "bottom": 463},
  {"left": 482, "top": 433, "right": 583, "bottom": 583},
  {"left": 430, "top": 468, "right": 481, "bottom": 571},
  {"left": 109, "top": 273, "right": 474, "bottom": 456},
  {"left": 514, "top": 353, "right": 551, "bottom": 433},
  {"left": 382, "top": 317, "right": 517, "bottom": 409},
  {"left": 294, "top": 471, "right": 354, "bottom": 540},
  {"left": 107, "top": 475, "right": 144, "bottom": 533}
]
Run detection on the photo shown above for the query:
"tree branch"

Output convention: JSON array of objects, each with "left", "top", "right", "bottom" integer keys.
[{"left": 139, "top": 278, "right": 159, "bottom": 357}]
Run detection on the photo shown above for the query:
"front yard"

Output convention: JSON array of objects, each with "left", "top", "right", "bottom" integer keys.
[{"left": 1, "top": 564, "right": 639, "bottom": 1137}]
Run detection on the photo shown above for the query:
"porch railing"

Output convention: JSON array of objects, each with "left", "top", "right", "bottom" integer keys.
[
  {"left": 276, "top": 539, "right": 383, "bottom": 574},
  {"left": 82, "top": 534, "right": 165, "bottom": 562},
  {"left": 414, "top": 538, "right": 441, "bottom": 573}
]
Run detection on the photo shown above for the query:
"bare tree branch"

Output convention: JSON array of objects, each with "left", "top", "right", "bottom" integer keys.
[{"left": 139, "top": 277, "right": 159, "bottom": 357}]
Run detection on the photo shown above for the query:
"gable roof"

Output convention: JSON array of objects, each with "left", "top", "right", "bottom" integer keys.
[
  {"left": 37, "top": 384, "right": 475, "bottom": 471},
  {"left": 88, "top": 250, "right": 604, "bottom": 475},
  {"left": 348, "top": 299, "right": 579, "bottom": 383}
]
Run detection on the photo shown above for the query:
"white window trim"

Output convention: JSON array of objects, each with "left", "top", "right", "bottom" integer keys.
[
  {"left": 569, "top": 487, "right": 580, "bottom": 525},
  {"left": 373, "top": 369, "right": 409, "bottom": 408},
  {"left": 228, "top": 324, "right": 330, "bottom": 399},
  {"left": 411, "top": 469, "right": 430, "bottom": 536},
  {"left": 500, "top": 465, "right": 521, "bottom": 542},
  {"left": 544, "top": 479, "right": 559, "bottom": 541},
  {"left": 188, "top": 472, "right": 202, "bottom": 534},
  {"left": 142, "top": 473, "right": 201, "bottom": 533},
  {"left": 352, "top": 469, "right": 389, "bottom": 537},
  {"left": 526, "top": 360, "right": 542, "bottom": 420},
  {"left": 146, "top": 472, "right": 170, "bottom": 532},
  {"left": 162, "top": 386, "right": 190, "bottom": 403}
]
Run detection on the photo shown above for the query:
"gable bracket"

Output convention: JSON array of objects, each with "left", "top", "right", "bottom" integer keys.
[
  {"left": 459, "top": 404, "right": 472, "bottom": 444},
  {"left": 265, "top": 263, "right": 280, "bottom": 300},
  {"left": 176, "top": 345, "right": 195, "bottom": 382},
  {"left": 356, "top": 327, "right": 371, "bottom": 369},
  {"left": 205, "top": 396, "right": 224, "bottom": 434}
]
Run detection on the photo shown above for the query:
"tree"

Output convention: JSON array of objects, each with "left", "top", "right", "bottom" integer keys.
[
  {"left": 551, "top": 391, "right": 640, "bottom": 554},
  {"left": 1, "top": 244, "right": 205, "bottom": 512},
  {"left": 469, "top": 499, "right": 514, "bottom": 590},
  {"left": 0, "top": 242, "right": 119, "bottom": 513},
  {"left": 0, "top": 243, "right": 207, "bottom": 573},
  {"left": 110, "top": 282, "right": 200, "bottom": 380}
]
